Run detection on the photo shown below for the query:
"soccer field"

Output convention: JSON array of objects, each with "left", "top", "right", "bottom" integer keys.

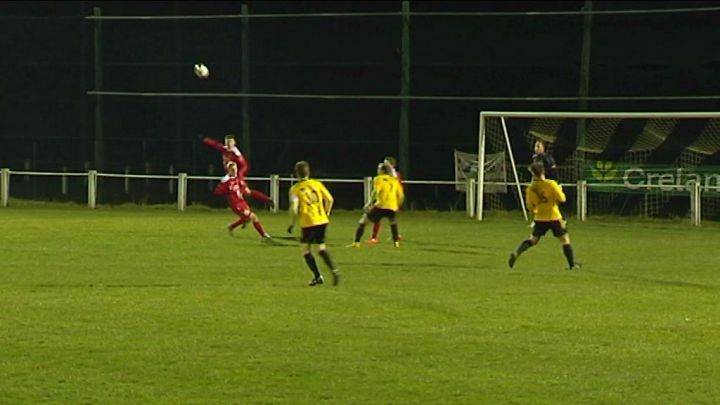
[{"left": 1, "top": 205, "right": 719, "bottom": 403}]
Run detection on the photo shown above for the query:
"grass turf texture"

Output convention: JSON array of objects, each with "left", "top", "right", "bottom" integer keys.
[{"left": 1, "top": 205, "right": 719, "bottom": 404}]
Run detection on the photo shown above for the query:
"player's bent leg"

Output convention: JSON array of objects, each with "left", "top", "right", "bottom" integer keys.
[
  {"left": 370, "top": 222, "right": 381, "bottom": 243},
  {"left": 316, "top": 245, "right": 339, "bottom": 286},
  {"left": 303, "top": 249, "right": 324, "bottom": 286},
  {"left": 557, "top": 234, "right": 579, "bottom": 270},
  {"left": 246, "top": 188, "right": 272, "bottom": 204},
  {"left": 508, "top": 236, "right": 539, "bottom": 269},
  {"left": 247, "top": 212, "right": 272, "bottom": 240},
  {"left": 351, "top": 216, "right": 369, "bottom": 247},
  {"left": 389, "top": 217, "right": 400, "bottom": 247}
]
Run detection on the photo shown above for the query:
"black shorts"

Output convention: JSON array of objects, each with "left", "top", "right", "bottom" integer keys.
[
  {"left": 301, "top": 224, "right": 328, "bottom": 244},
  {"left": 532, "top": 220, "right": 568, "bottom": 238},
  {"left": 367, "top": 208, "right": 396, "bottom": 223}
]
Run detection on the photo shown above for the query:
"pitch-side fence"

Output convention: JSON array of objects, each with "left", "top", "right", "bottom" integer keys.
[{"left": 0, "top": 169, "right": 707, "bottom": 226}]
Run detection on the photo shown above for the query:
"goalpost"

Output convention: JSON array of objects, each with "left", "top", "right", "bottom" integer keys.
[{"left": 476, "top": 111, "right": 720, "bottom": 224}]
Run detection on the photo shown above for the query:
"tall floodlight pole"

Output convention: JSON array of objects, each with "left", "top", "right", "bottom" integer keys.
[
  {"left": 577, "top": 1, "right": 593, "bottom": 145},
  {"left": 241, "top": 4, "right": 252, "bottom": 160},
  {"left": 174, "top": 3, "right": 184, "bottom": 170},
  {"left": 93, "top": 7, "right": 104, "bottom": 171},
  {"left": 399, "top": 0, "right": 410, "bottom": 177}
]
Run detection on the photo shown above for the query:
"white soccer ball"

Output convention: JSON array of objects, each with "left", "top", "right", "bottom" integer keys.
[{"left": 194, "top": 63, "right": 209, "bottom": 79}]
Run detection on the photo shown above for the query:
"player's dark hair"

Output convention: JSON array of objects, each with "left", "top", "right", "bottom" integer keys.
[
  {"left": 385, "top": 156, "right": 397, "bottom": 167},
  {"left": 295, "top": 161, "right": 310, "bottom": 178},
  {"left": 225, "top": 135, "right": 235, "bottom": 141},
  {"left": 529, "top": 162, "right": 545, "bottom": 177}
]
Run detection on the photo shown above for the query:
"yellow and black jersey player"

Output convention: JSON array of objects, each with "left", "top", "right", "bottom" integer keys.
[
  {"left": 349, "top": 162, "right": 405, "bottom": 248},
  {"left": 508, "top": 162, "right": 580, "bottom": 270},
  {"left": 288, "top": 161, "right": 340, "bottom": 286}
]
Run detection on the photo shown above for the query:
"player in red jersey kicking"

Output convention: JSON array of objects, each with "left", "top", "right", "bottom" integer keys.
[
  {"left": 368, "top": 156, "right": 404, "bottom": 243},
  {"left": 203, "top": 135, "right": 274, "bottom": 209},
  {"left": 214, "top": 161, "right": 273, "bottom": 242}
]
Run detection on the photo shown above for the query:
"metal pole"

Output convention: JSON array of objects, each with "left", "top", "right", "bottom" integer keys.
[
  {"left": 398, "top": 0, "right": 410, "bottom": 177},
  {"left": 174, "top": 3, "right": 184, "bottom": 172},
  {"left": 169, "top": 165, "right": 175, "bottom": 194},
  {"left": 80, "top": 2, "right": 89, "bottom": 167},
  {"left": 364, "top": 176, "right": 373, "bottom": 206},
  {"left": 93, "top": 7, "right": 104, "bottom": 172},
  {"left": 177, "top": 172, "right": 187, "bottom": 211},
  {"left": 1, "top": 168, "right": 10, "bottom": 207},
  {"left": 576, "top": 1, "right": 593, "bottom": 181},
  {"left": 500, "top": 117, "right": 528, "bottom": 221},
  {"left": 62, "top": 167, "right": 68, "bottom": 196},
  {"left": 270, "top": 174, "right": 279, "bottom": 213},
  {"left": 577, "top": 180, "right": 588, "bottom": 221},
  {"left": 466, "top": 178, "right": 475, "bottom": 218},
  {"left": 476, "top": 112, "right": 486, "bottom": 220},
  {"left": 124, "top": 166, "right": 130, "bottom": 194},
  {"left": 88, "top": 170, "right": 97, "bottom": 209},
  {"left": 692, "top": 182, "right": 701, "bottom": 227},
  {"left": 241, "top": 4, "right": 252, "bottom": 160}
]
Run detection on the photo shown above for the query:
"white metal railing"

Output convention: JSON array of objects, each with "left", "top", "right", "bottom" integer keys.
[{"left": 0, "top": 169, "right": 477, "bottom": 217}]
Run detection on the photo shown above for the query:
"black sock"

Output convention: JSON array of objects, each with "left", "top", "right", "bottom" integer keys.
[
  {"left": 562, "top": 244, "right": 575, "bottom": 267},
  {"left": 354, "top": 223, "right": 365, "bottom": 243},
  {"left": 318, "top": 249, "right": 336, "bottom": 270},
  {"left": 390, "top": 224, "right": 399, "bottom": 242},
  {"left": 515, "top": 239, "right": 534, "bottom": 256},
  {"left": 303, "top": 253, "right": 321, "bottom": 278}
]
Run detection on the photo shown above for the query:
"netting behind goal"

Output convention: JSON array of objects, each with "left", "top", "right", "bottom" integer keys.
[{"left": 478, "top": 112, "right": 720, "bottom": 222}]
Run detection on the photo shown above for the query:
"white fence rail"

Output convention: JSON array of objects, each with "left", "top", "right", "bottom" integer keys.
[
  {"left": 2, "top": 168, "right": 713, "bottom": 226},
  {"left": 0, "top": 169, "right": 477, "bottom": 217}
]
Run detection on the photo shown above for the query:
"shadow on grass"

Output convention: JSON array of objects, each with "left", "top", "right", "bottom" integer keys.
[
  {"left": 373, "top": 262, "right": 494, "bottom": 271},
  {"left": 589, "top": 271, "right": 719, "bottom": 291},
  {"left": 34, "top": 283, "right": 183, "bottom": 288}
]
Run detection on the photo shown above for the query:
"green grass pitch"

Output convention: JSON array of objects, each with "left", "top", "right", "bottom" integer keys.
[{"left": 1, "top": 205, "right": 719, "bottom": 403}]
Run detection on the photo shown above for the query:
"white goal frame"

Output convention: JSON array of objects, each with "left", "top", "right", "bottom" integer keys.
[{"left": 476, "top": 111, "right": 720, "bottom": 221}]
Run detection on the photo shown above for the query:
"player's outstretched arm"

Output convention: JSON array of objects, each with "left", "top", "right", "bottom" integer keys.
[
  {"left": 202, "top": 137, "right": 226, "bottom": 153},
  {"left": 213, "top": 181, "right": 229, "bottom": 196}
]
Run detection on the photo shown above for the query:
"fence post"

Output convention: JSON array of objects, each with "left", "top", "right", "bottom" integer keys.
[
  {"left": 88, "top": 170, "right": 97, "bottom": 209},
  {"left": 1, "top": 168, "right": 9, "bottom": 207},
  {"left": 465, "top": 178, "right": 475, "bottom": 218},
  {"left": 577, "top": 180, "right": 587, "bottom": 222},
  {"left": 169, "top": 165, "right": 175, "bottom": 194},
  {"left": 691, "top": 182, "right": 701, "bottom": 227},
  {"left": 61, "top": 167, "right": 68, "bottom": 196},
  {"left": 270, "top": 174, "right": 280, "bottom": 213},
  {"left": 124, "top": 166, "right": 130, "bottom": 194},
  {"left": 363, "top": 176, "right": 373, "bottom": 206},
  {"left": 177, "top": 172, "right": 187, "bottom": 212}
]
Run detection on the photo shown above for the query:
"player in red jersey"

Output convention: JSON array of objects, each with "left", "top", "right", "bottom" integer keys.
[
  {"left": 203, "top": 135, "right": 274, "bottom": 208},
  {"left": 368, "top": 156, "right": 404, "bottom": 243},
  {"left": 214, "top": 161, "right": 273, "bottom": 241}
]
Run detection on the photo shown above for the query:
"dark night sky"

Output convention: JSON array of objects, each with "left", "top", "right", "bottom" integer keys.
[{"left": 3, "top": 1, "right": 720, "bottom": 182}]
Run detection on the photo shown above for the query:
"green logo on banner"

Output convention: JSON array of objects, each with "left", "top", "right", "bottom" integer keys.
[
  {"left": 584, "top": 160, "right": 720, "bottom": 194},
  {"left": 590, "top": 161, "right": 617, "bottom": 182}
]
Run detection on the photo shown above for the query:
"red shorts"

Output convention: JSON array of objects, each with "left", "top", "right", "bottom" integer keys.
[{"left": 231, "top": 201, "right": 252, "bottom": 219}]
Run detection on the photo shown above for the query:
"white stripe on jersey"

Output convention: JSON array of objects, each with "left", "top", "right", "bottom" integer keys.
[{"left": 229, "top": 146, "right": 242, "bottom": 157}]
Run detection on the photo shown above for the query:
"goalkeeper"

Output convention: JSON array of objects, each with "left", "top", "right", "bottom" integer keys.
[{"left": 532, "top": 140, "right": 558, "bottom": 180}]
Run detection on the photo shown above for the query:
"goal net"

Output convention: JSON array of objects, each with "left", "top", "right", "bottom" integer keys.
[{"left": 476, "top": 112, "right": 720, "bottom": 223}]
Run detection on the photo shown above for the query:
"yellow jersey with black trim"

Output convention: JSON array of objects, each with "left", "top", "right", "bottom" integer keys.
[
  {"left": 289, "top": 178, "right": 333, "bottom": 228},
  {"left": 526, "top": 178, "right": 565, "bottom": 221},
  {"left": 373, "top": 174, "right": 404, "bottom": 211}
]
